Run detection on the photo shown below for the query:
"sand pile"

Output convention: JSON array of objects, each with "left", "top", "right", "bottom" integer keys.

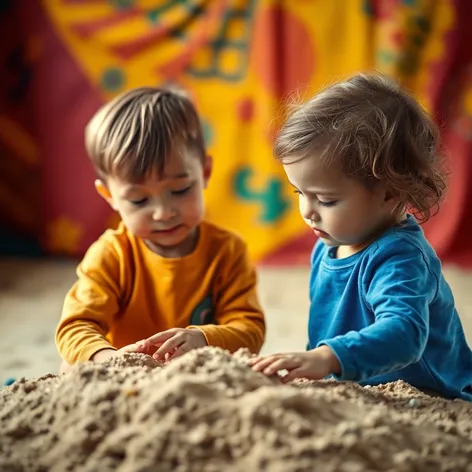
[{"left": 1, "top": 347, "right": 471, "bottom": 472}]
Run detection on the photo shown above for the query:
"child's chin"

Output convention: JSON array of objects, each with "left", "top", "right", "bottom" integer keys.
[
  {"left": 319, "top": 236, "right": 339, "bottom": 247},
  {"left": 151, "top": 235, "right": 186, "bottom": 247},
  {"left": 154, "top": 229, "right": 194, "bottom": 246},
  {"left": 321, "top": 239, "right": 337, "bottom": 246}
]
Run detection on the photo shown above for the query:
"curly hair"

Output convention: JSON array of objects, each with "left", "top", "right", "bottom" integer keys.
[{"left": 274, "top": 73, "right": 448, "bottom": 223}]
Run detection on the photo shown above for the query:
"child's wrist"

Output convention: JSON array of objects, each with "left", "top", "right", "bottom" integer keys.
[
  {"left": 315, "top": 345, "right": 341, "bottom": 376},
  {"left": 91, "top": 348, "right": 116, "bottom": 362}
]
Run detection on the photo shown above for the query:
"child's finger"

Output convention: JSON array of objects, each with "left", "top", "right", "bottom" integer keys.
[
  {"left": 280, "top": 367, "right": 305, "bottom": 382},
  {"left": 120, "top": 343, "right": 141, "bottom": 353},
  {"left": 164, "top": 348, "right": 177, "bottom": 362},
  {"left": 152, "top": 335, "right": 184, "bottom": 360},
  {"left": 251, "top": 356, "right": 281, "bottom": 372},
  {"left": 164, "top": 346, "right": 185, "bottom": 361},
  {"left": 262, "top": 358, "right": 296, "bottom": 376},
  {"left": 135, "top": 340, "right": 149, "bottom": 351},
  {"left": 143, "top": 328, "right": 181, "bottom": 347},
  {"left": 133, "top": 341, "right": 159, "bottom": 356},
  {"left": 247, "top": 357, "right": 262, "bottom": 366}
]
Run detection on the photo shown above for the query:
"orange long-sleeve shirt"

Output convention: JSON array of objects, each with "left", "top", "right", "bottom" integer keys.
[{"left": 56, "top": 221, "right": 266, "bottom": 364}]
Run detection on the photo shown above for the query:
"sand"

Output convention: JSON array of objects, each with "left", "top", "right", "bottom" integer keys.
[{"left": 1, "top": 347, "right": 471, "bottom": 472}]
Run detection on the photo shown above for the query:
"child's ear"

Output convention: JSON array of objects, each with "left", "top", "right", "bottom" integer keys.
[
  {"left": 384, "top": 189, "right": 395, "bottom": 202},
  {"left": 384, "top": 189, "right": 402, "bottom": 212},
  {"left": 94, "top": 179, "right": 117, "bottom": 210},
  {"left": 203, "top": 155, "right": 213, "bottom": 188}
]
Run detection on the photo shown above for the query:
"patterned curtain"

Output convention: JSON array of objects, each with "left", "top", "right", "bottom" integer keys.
[{"left": 1, "top": 0, "right": 472, "bottom": 266}]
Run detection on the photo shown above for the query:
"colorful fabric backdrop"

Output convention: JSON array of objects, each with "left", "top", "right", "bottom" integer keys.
[{"left": 2, "top": 0, "right": 472, "bottom": 266}]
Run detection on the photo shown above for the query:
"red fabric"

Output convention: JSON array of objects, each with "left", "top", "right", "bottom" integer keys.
[
  {"left": 29, "top": 3, "right": 109, "bottom": 253},
  {"left": 2, "top": 0, "right": 472, "bottom": 267}
]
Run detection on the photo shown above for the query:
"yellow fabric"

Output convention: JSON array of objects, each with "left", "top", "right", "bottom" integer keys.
[
  {"left": 42, "top": 0, "right": 455, "bottom": 261},
  {"left": 56, "top": 221, "right": 265, "bottom": 364}
]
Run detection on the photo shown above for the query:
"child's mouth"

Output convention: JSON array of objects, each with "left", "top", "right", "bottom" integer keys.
[
  {"left": 313, "top": 228, "right": 328, "bottom": 238},
  {"left": 153, "top": 225, "right": 183, "bottom": 234}
]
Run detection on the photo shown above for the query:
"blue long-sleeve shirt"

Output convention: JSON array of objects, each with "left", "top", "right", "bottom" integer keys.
[{"left": 308, "top": 215, "right": 472, "bottom": 401}]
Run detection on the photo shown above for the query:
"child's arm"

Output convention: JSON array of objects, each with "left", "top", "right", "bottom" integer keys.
[
  {"left": 318, "top": 242, "right": 434, "bottom": 381},
  {"left": 251, "top": 243, "right": 433, "bottom": 381},
  {"left": 189, "top": 237, "right": 266, "bottom": 354},
  {"left": 56, "top": 240, "right": 122, "bottom": 364}
]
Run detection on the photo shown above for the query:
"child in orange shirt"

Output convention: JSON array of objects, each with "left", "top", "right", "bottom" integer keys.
[{"left": 56, "top": 87, "right": 265, "bottom": 368}]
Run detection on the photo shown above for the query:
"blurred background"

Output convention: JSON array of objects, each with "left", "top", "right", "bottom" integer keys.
[{"left": 1, "top": 0, "right": 472, "bottom": 382}]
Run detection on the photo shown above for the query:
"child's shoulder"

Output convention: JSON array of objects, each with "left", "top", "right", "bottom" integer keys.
[
  {"left": 84, "top": 221, "right": 134, "bottom": 261},
  {"left": 368, "top": 215, "right": 438, "bottom": 269},
  {"left": 200, "top": 220, "right": 249, "bottom": 254},
  {"left": 96, "top": 221, "right": 132, "bottom": 248}
]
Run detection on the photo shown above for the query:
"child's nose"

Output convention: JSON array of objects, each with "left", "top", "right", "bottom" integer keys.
[
  {"left": 152, "top": 204, "right": 175, "bottom": 221},
  {"left": 302, "top": 203, "right": 320, "bottom": 222}
]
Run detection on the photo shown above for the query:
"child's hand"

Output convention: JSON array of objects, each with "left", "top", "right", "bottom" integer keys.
[
  {"left": 249, "top": 345, "right": 341, "bottom": 382},
  {"left": 91, "top": 348, "right": 117, "bottom": 363},
  {"left": 119, "top": 342, "right": 156, "bottom": 356},
  {"left": 91, "top": 343, "right": 144, "bottom": 363},
  {"left": 118, "top": 343, "right": 146, "bottom": 354},
  {"left": 138, "top": 328, "right": 208, "bottom": 361}
]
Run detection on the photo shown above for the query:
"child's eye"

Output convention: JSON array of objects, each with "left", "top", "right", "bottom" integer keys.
[
  {"left": 130, "top": 198, "right": 148, "bottom": 206},
  {"left": 318, "top": 200, "right": 338, "bottom": 207},
  {"left": 172, "top": 185, "right": 192, "bottom": 196}
]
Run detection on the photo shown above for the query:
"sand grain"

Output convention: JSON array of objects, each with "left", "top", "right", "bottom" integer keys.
[{"left": 1, "top": 348, "right": 471, "bottom": 472}]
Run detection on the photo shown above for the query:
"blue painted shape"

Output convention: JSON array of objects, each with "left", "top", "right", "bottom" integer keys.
[
  {"left": 3, "top": 377, "right": 16, "bottom": 387},
  {"left": 233, "top": 167, "right": 290, "bottom": 223},
  {"left": 201, "top": 120, "right": 214, "bottom": 148},
  {"left": 100, "top": 68, "right": 125, "bottom": 92},
  {"left": 377, "top": 50, "right": 395, "bottom": 64}
]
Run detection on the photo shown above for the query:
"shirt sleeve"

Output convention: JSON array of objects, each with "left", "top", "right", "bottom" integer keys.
[
  {"left": 319, "top": 241, "right": 437, "bottom": 381},
  {"left": 190, "top": 237, "right": 266, "bottom": 354},
  {"left": 55, "top": 239, "right": 122, "bottom": 364}
]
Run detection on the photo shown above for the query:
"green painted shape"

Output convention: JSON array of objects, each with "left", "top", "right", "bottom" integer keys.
[
  {"left": 233, "top": 167, "right": 290, "bottom": 223},
  {"left": 147, "top": 0, "right": 186, "bottom": 23},
  {"left": 100, "top": 68, "right": 125, "bottom": 92}
]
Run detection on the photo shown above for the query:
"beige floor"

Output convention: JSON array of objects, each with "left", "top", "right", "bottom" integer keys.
[{"left": 0, "top": 258, "right": 471, "bottom": 383}]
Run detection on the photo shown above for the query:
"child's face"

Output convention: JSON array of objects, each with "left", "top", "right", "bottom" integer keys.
[
  {"left": 100, "top": 151, "right": 212, "bottom": 257},
  {"left": 284, "top": 156, "right": 397, "bottom": 255}
]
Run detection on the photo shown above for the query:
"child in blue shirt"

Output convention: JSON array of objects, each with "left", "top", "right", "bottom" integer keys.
[{"left": 250, "top": 73, "right": 472, "bottom": 401}]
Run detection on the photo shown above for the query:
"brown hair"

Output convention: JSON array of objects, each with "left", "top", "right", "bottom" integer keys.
[
  {"left": 274, "top": 73, "right": 447, "bottom": 223},
  {"left": 85, "top": 86, "right": 206, "bottom": 182}
]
